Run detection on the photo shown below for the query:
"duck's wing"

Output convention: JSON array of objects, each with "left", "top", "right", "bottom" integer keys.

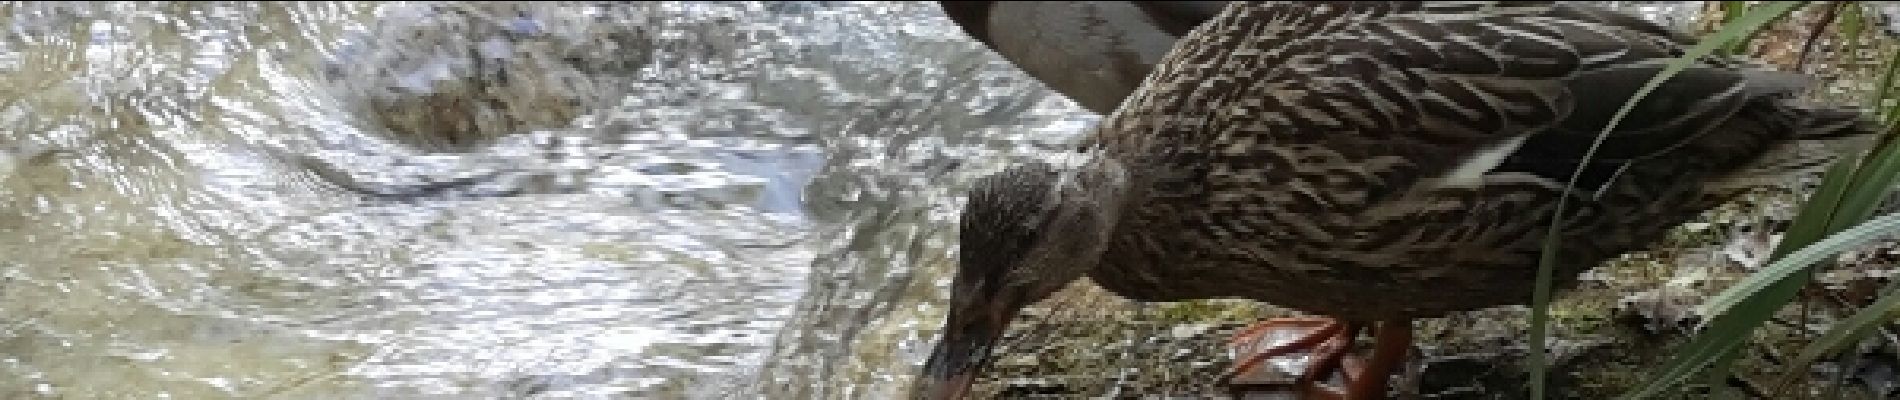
[{"left": 1110, "top": 1, "right": 1865, "bottom": 202}]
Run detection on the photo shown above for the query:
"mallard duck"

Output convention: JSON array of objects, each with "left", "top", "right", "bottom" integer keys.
[
  {"left": 920, "top": 2, "right": 1875, "bottom": 399},
  {"left": 937, "top": 1, "right": 1227, "bottom": 114}
]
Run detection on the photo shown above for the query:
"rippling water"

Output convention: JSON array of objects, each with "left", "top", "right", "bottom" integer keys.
[{"left": 0, "top": 2, "right": 1093, "bottom": 398}]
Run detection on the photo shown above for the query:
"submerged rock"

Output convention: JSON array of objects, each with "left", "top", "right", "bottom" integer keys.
[{"left": 320, "top": 2, "right": 655, "bottom": 152}]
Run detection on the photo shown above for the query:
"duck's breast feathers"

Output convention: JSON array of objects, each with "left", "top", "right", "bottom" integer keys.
[{"left": 1108, "top": 1, "right": 1866, "bottom": 197}]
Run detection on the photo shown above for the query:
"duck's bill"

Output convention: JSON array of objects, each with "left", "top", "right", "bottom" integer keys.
[{"left": 916, "top": 311, "right": 1005, "bottom": 400}]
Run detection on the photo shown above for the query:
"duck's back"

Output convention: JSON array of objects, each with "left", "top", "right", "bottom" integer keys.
[{"left": 1083, "top": 2, "right": 1872, "bottom": 320}]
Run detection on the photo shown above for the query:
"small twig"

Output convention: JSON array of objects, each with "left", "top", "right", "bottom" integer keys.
[
  {"left": 1758, "top": 340, "right": 1790, "bottom": 365},
  {"left": 1729, "top": 374, "right": 1772, "bottom": 399},
  {"left": 1824, "top": 291, "right": 1900, "bottom": 355},
  {"left": 1762, "top": 289, "right": 1900, "bottom": 399},
  {"left": 1768, "top": 316, "right": 1812, "bottom": 333},
  {"left": 1801, "top": 293, "right": 1815, "bottom": 336},
  {"left": 1795, "top": 2, "right": 1845, "bottom": 73}
]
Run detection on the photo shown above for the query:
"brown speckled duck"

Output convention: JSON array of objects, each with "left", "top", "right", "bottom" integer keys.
[{"left": 921, "top": 2, "right": 1875, "bottom": 399}]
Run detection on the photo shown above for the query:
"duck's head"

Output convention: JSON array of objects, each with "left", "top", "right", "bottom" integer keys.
[{"left": 917, "top": 160, "right": 1128, "bottom": 399}]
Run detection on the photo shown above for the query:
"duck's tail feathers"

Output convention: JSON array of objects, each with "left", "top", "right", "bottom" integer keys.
[{"left": 1705, "top": 105, "right": 1882, "bottom": 194}]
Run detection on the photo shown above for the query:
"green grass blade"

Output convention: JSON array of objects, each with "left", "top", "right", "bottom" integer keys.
[
  {"left": 1703, "top": 131, "right": 1898, "bottom": 315},
  {"left": 1702, "top": 345, "right": 1747, "bottom": 398},
  {"left": 1530, "top": 224, "right": 1562, "bottom": 398},
  {"left": 1662, "top": 19, "right": 1900, "bottom": 397},
  {"left": 1699, "top": 212, "right": 1900, "bottom": 315},
  {"left": 1783, "top": 157, "right": 1866, "bottom": 253},
  {"left": 1772, "top": 277, "right": 1900, "bottom": 394},
  {"left": 1830, "top": 134, "right": 1900, "bottom": 222},
  {"left": 1722, "top": 2, "right": 1755, "bottom": 55},
  {"left": 1839, "top": 3, "right": 1864, "bottom": 67},
  {"left": 1643, "top": 153, "right": 1890, "bottom": 400},
  {"left": 1725, "top": 2, "right": 1750, "bottom": 23},
  {"left": 1619, "top": 204, "right": 1878, "bottom": 400},
  {"left": 1629, "top": 121, "right": 1900, "bottom": 399},
  {"left": 1867, "top": 45, "right": 1900, "bottom": 113},
  {"left": 1888, "top": 103, "right": 1900, "bottom": 128},
  {"left": 1756, "top": 61, "right": 1900, "bottom": 397},
  {"left": 1528, "top": 3, "right": 1805, "bottom": 399},
  {"left": 1705, "top": 142, "right": 1888, "bottom": 397}
]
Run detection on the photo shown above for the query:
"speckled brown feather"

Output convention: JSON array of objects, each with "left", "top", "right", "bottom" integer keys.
[{"left": 1070, "top": 1, "right": 1875, "bottom": 321}]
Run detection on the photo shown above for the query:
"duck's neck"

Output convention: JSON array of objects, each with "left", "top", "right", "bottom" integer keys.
[{"left": 1019, "top": 157, "right": 1136, "bottom": 298}]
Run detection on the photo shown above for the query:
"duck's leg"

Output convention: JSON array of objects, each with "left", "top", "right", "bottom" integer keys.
[
  {"left": 1223, "top": 317, "right": 1357, "bottom": 390},
  {"left": 1227, "top": 318, "right": 1412, "bottom": 400},
  {"left": 1313, "top": 319, "right": 1414, "bottom": 400}
]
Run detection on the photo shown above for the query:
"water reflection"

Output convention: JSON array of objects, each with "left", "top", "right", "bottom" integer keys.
[{"left": 0, "top": 1, "right": 1091, "bottom": 398}]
